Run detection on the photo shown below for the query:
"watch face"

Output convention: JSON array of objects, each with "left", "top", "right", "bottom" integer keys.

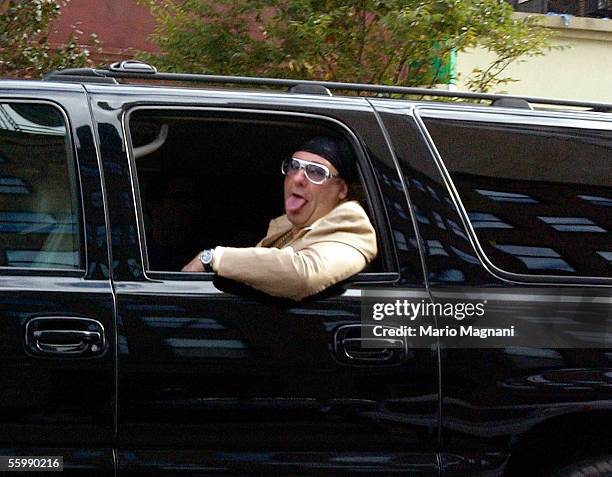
[{"left": 200, "top": 249, "right": 214, "bottom": 265}]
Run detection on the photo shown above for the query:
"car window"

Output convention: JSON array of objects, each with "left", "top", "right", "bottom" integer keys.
[
  {"left": 0, "top": 102, "right": 81, "bottom": 270},
  {"left": 420, "top": 111, "right": 612, "bottom": 279},
  {"left": 126, "top": 108, "right": 385, "bottom": 276}
]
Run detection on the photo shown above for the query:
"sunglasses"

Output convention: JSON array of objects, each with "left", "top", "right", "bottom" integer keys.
[{"left": 281, "top": 157, "right": 340, "bottom": 185}]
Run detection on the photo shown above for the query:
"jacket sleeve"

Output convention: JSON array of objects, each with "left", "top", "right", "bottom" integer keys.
[{"left": 213, "top": 242, "right": 367, "bottom": 301}]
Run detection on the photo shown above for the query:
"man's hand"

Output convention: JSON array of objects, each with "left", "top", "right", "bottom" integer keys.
[{"left": 182, "top": 254, "right": 205, "bottom": 272}]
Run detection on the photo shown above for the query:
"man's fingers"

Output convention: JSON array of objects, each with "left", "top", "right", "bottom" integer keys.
[{"left": 181, "top": 255, "right": 202, "bottom": 272}]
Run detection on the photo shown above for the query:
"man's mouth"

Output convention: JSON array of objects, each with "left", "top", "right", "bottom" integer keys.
[{"left": 285, "top": 193, "right": 308, "bottom": 213}]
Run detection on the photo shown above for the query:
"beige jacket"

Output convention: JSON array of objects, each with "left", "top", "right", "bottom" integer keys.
[{"left": 212, "top": 200, "right": 377, "bottom": 300}]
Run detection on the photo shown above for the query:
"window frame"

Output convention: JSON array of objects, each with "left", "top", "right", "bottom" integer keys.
[
  {"left": 0, "top": 99, "right": 85, "bottom": 276},
  {"left": 414, "top": 105, "right": 612, "bottom": 286},
  {"left": 123, "top": 105, "right": 400, "bottom": 286}
]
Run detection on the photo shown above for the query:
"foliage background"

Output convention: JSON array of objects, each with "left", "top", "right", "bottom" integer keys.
[
  {"left": 137, "top": 0, "right": 554, "bottom": 92},
  {"left": 0, "top": 0, "right": 99, "bottom": 79}
]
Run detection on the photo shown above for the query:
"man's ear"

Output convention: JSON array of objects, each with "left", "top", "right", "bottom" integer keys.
[{"left": 338, "top": 180, "right": 348, "bottom": 200}]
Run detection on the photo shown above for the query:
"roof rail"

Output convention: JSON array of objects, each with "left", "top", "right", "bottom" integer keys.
[
  {"left": 108, "top": 60, "right": 157, "bottom": 74},
  {"left": 43, "top": 68, "right": 118, "bottom": 84},
  {"left": 288, "top": 84, "right": 332, "bottom": 96},
  {"left": 491, "top": 97, "right": 534, "bottom": 110},
  {"left": 43, "top": 61, "right": 612, "bottom": 112}
]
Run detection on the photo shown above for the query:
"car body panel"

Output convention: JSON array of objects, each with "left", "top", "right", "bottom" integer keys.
[
  {"left": 371, "top": 99, "right": 612, "bottom": 474},
  {"left": 0, "top": 86, "right": 115, "bottom": 475},
  {"left": 85, "top": 86, "right": 441, "bottom": 475}
]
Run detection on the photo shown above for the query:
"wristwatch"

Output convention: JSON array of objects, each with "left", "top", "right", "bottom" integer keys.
[{"left": 199, "top": 248, "right": 215, "bottom": 272}]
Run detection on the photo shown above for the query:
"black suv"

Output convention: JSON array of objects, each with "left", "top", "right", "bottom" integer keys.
[{"left": 0, "top": 61, "right": 610, "bottom": 476}]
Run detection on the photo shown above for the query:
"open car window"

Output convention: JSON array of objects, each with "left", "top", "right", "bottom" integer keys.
[{"left": 126, "top": 108, "right": 391, "bottom": 283}]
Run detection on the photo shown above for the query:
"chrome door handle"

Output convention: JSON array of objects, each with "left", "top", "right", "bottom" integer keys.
[
  {"left": 341, "top": 337, "right": 403, "bottom": 361},
  {"left": 33, "top": 330, "right": 102, "bottom": 353},
  {"left": 333, "top": 324, "right": 406, "bottom": 364},
  {"left": 25, "top": 317, "right": 107, "bottom": 357}
]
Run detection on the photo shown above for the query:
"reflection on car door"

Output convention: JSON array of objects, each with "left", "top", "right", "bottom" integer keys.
[
  {"left": 87, "top": 87, "right": 440, "bottom": 475},
  {"left": 0, "top": 87, "right": 115, "bottom": 476}
]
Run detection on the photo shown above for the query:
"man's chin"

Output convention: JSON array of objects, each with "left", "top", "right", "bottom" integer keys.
[{"left": 286, "top": 211, "right": 309, "bottom": 229}]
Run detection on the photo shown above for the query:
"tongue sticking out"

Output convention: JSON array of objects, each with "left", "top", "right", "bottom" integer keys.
[{"left": 286, "top": 194, "right": 307, "bottom": 213}]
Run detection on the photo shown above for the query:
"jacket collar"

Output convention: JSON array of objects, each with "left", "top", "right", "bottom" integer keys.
[
  {"left": 260, "top": 215, "right": 313, "bottom": 248},
  {"left": 261, "top": 201, "right": 353, "bottom": 247}
]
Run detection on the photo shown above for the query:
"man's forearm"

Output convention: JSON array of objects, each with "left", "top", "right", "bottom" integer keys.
[{"left": 214, "top": 243, "right": 366, "bottom": 300}]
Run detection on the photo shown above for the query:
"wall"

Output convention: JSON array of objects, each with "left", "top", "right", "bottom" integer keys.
[
  {"left": 456, "top": 13, "right": 612, "bottom": 103},
  {"left": 49, "top": 0, "right": 157, "bottom": 64}
]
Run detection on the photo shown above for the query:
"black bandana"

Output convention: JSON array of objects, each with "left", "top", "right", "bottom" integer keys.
[{"left": 298, "top": 136, "right": 355, "bottom": 182}]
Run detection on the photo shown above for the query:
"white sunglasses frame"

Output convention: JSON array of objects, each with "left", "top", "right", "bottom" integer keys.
[{"left": 281, "top": 157, "right": 340, "bottom": 185}]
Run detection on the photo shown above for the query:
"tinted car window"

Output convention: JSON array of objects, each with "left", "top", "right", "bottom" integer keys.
[
  {"left": 0, "top": 102, "right": 81, "bottom": 269},
  {"left": 422, "top": 112, "right": 612, "bottom": 278}
]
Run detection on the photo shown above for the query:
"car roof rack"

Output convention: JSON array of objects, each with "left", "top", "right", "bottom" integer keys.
[
  {"left": 288, "top": 84, "right": 332, "bottom": 96},
  {"left": 491, "top": 97, "right": 534, "bottom": 110},
  {"left": 44, "top": 67, "right": 119, "bottom": 84},
  {"left": 43, "top": 60, "right": 612, "bottom": 113}
]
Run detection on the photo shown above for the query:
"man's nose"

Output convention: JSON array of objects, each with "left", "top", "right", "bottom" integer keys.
[{"left": 291, "top": 168, "right": 308, "bottom": 184}]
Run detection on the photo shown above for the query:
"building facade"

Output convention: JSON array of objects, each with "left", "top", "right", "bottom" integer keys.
[
  {"left": 49, "top": 0, "right": 157, "bottom": 64},
  {"left": 455, "top": 13, "right": 612, "bottom": 103},
  {"left": 510, "top": 0, "right": 612, "bottom": 17}
]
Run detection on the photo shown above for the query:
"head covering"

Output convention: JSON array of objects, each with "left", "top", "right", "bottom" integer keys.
[{"left": 298, "top": 136, "right": 355, "bottom": 182}]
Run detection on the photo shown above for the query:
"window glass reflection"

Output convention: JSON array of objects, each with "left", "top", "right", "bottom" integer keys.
[
  {"left": 393, "top": 201, "right": 407, "bottom": 219},
  {"left": 468, "top": 213, "right": 513, "bottom": 229},
  {"left": 427, "top": 240, "right": 448, "bottom": 256},
  {"left": 450, "top": 245, "right": 480, "bottom": 264},
  {"left": 0, "top": 177, "right": 29, "bottom": 195},
  {"left": 413, "top": 205, "right": 430, "bottom": 224},
  {"left": 495, "top": 244, "right": 575, "bottom": 273},
  {"left": 393, "top": 230, "right": 408, "bottom": 251},
  {"left": 538, "top": 216, "right": 606, "bottom": 233},
  {"left": 597, "top": 251, "right": 612, "bottom": 264},
  {"left": 578, "top": 195, "right": 612, "bottom": 207},
  {"left": 432, "top": 211, "right": 447, "bottom": 230},
  {"left": 475, "top": 189, "right": 538, "bottom": 203},
  {"left": 0, "top": 103, "right": 81, "bottom": 270},
  {"left": 424, "top": 116, "right": 612, "bottom": 278}
]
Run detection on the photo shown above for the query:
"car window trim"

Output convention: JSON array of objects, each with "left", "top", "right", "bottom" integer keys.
[{"left": 122, "top": 105, "right": 400, "bottom": 285}]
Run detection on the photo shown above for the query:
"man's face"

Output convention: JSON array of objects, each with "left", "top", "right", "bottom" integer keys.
[{"left": 284, "top": 150, "right": 348, "bottom": 229}]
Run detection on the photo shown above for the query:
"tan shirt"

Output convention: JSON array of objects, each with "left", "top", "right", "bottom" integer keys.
[{"left": 212, "top": 200, "right": 377, "bottom": 300}]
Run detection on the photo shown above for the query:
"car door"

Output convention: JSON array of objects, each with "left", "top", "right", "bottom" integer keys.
[
  {"left": 374, "top": 100, "right": 612, "bottom": 475},
  {"left": 87, "top": 84, "right": 441, "bottom": 476},
  {"left": 0, "top": 84, "right": 115, "bottom": 475}
]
